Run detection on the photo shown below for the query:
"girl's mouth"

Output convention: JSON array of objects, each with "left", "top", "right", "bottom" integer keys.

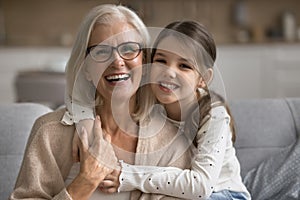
[
  {"left": 159, "top": 81, "right": 179, "bottom": 91},
  {"left": 105, "top": 73, "right": 131, "bottom": 82}
]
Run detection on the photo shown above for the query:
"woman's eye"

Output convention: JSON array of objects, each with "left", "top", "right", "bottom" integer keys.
[{"left": 95, "top": 48, "right": 110, "bottom": 55}]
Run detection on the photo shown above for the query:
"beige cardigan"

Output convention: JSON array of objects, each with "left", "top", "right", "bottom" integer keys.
[{"left": 10, "top": 108, "right": 192, "bottom": 200}]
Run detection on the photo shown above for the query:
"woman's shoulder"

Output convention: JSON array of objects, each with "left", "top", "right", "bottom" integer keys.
[{"left": 30, "top": 107, "right": 75, "bottom": 141}]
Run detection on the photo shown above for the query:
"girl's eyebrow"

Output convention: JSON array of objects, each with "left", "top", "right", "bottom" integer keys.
[
  {"left": 155, "top": 50, "right": 195, "bottom": 65},
  {"left": 179, "top": 57, "right": 194, "bottom": 64},
  {"left": 154, "top": 52, "right": 166, "bottom": 57}
]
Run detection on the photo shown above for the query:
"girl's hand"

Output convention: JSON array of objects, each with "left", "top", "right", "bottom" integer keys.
[{"left": 98, "top": 169, "right": 121, "bottom": 193}]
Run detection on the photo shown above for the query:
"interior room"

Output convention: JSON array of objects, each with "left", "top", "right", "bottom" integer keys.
[
  {"left": 1, "top": 0, "right": 299, "bottom": 199},
  {"left": 0, "top": 0, "right": 300, "bottom": 105}
]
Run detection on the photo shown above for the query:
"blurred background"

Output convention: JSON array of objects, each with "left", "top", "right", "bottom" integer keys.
[{"left": 0, "top": 0, "right": 300, "bottom": 107}]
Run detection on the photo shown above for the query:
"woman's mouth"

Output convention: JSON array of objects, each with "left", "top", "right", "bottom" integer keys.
[{"left": 105, "top": 73, "right": 131, "bottom": 82}]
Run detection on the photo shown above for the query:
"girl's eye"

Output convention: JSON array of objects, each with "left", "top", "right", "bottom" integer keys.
[
  {"left": 153, "top": 59, "right": 167, "bottom": 64},
  {"left": 179, "top": 63, "right": 193, "bottom": 70}
]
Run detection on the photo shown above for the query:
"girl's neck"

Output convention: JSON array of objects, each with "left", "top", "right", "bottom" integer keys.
[{"left": 164, "top": 98, "right": 198, "bottom": 122}]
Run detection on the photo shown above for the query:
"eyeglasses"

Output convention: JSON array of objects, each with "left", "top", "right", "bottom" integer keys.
[{"left": 86, "top": 42, "right": 142, "bottom": 62}]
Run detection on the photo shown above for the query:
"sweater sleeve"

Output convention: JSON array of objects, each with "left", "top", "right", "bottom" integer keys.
[
  {"left": 118, "top": 107, "right": 230, "bottom": 199},
  {"left": 10, "top": 113, "right": 74, "bottom": 200}
]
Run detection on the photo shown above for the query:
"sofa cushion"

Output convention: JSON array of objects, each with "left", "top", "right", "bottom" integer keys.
[
  {"left": 0, "top": 103, "right": 52, "bottom": 200},
  {"left": 230, "top": 98, "right": 298, "bottom": 177},
  {"left": 243, "top": 139, "right": 300, "bottom": 200}
]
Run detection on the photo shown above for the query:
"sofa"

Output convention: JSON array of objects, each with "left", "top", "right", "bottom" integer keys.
[{"left": 0, "top": 98, "right": 299, "bottom": 199}]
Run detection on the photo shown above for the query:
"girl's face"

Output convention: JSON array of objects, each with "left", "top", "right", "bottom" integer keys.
[
  {"left": 85, "top": 21, "right": 143, "bottom": 102},
  {"left": 150, "top": 36, "right": 203, "bottom": 106}
]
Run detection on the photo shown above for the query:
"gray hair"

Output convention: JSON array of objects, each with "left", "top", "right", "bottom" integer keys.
[{"left": 65, "top": 4, "right": 149, "bottom": 110}]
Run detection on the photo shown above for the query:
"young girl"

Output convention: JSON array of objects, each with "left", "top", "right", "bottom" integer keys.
[{"left": 98, "top": 21, "right": 251, "bottom": 199}]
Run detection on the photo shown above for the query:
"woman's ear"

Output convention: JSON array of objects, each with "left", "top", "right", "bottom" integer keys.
[
  {"left": 84, "top": 67, "right": 93, "bottom": 81},
  {"left": 197, "top": 68, "right": 213, "bottom": 88}
]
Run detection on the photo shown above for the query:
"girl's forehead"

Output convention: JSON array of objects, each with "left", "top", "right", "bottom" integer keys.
[{"left": 156, "top": 36, "right": 194, "bottom": 61}]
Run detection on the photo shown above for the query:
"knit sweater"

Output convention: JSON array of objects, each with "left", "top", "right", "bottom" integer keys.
[{"left": 9, "top": 107, "right": 192, "bottom": 200}]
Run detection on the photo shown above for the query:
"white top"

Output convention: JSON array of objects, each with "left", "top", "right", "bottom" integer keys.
[{"left": 118, "top": 106, "right": 251, "bottom": 199}]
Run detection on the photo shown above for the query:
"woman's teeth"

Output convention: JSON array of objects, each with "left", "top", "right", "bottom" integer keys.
[{"left": 106, "top": 74, "right": 130, "bottom": 82}]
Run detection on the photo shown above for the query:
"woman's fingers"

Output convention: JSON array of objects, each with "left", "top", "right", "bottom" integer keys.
[
  {"left": 104, "top": 132, "right": 112, "bottom": 143},
  {"left": 72, "top": 130, "right": 80, "bottom": 162},
  {"left": 80, "top": 126, "right": 89, "bottom": 151},
  {"left": 93, "top": 115, "right": 103, "bottom": 141}
]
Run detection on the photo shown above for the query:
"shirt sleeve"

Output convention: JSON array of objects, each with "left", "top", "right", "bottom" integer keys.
[{"left": 118, "top": 106, "right": 231, "bottom": 199}]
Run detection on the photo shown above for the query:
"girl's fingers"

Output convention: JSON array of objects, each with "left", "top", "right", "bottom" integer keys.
[
  {"left": 99, "top": 186, "right": 118, "bottom": 193},
  {"left": 98, "top": 180, "right": 118, "bottom": 193}
]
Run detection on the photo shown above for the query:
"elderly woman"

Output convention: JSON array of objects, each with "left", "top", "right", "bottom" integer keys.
[{"left": 10, "top": 4, "right": 153, "bottom": 200}]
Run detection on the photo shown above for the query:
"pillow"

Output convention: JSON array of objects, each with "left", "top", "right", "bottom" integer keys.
[{"left": 243, "top": 139, "right": 300, "bottom": 200}]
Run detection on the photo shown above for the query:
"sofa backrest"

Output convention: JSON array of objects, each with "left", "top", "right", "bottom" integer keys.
[
  {"left": 230, "top": 98, "right": 300, "bottom": 177},
  {"left": 0, "top": 103, "right": 52, "bottom": 200}
]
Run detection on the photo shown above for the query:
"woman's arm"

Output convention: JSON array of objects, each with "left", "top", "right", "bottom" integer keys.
[
  {"left": 103, "top": 107, "right": 231, "bottom": 199},
  {"left": 10, "top": 113, "right": 75, "bottom": 200},
  {"left": 10, "top": 114, "right": 117, "bottom": 200}
]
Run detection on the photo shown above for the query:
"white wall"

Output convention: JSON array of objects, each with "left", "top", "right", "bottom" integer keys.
[
  {"left": 0, "top": 44, "right": 300, "bottom": 104},
  {"left": 216, "top": 44, "right": 300, "bottom": 100},
  {"left": 0, "top": 47, "right": 70, "bottom": 103}
]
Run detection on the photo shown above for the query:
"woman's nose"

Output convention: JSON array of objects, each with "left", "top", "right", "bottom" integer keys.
[{"left": 110, "top": 51, "right": 125, "bottom": 68}]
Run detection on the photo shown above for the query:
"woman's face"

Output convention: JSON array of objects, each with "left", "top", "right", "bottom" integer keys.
[
  {"left": 85, "top": 21, "right": 143, "bottom": 103},
  {"left": 150, "top": 36, "right": 202, "bottom": 106}
]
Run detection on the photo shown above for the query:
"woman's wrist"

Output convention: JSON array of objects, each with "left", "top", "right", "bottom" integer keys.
[{"left": 67, "top": 173, "right": 98, "bottom": 200}]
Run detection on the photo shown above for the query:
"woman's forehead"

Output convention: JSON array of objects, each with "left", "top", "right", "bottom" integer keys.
[{"left": 90, "top": 23, "right": 142, "bottom": 46}]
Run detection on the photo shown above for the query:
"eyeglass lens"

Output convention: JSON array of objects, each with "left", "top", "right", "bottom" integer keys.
[{"left": 89, "top": 42, "right": 141, "bottom": 62}]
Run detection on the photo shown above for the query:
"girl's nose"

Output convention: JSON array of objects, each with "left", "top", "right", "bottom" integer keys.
[{"left": 163, "top": 66, "right": 177, "bottom": 79}]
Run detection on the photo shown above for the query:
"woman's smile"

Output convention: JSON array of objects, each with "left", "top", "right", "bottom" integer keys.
[{"left": 105, "top": 73, "right": 131, "bottom": 85}]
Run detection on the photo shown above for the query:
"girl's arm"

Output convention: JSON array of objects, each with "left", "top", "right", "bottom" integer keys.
[{"left": 104, "top": 107, "right": 231, "bottom": 199}]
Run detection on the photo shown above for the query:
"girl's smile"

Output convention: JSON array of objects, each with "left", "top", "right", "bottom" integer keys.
[
  {"left": 158, "top": 81, "right": 180, "bottom": 92},
  {"left": 150, "top": 36, "right": 201, "bottom": 107}
]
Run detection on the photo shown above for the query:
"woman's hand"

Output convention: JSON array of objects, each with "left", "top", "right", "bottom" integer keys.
[
  {"left": 72, "top": 119, "right": 94, "bottom": 162},
  {"left": 67, "top": 116, "right": 119, "bottom": 199},
  {"left": 99, "top": 169, "right": 121, "bottom": 193}
]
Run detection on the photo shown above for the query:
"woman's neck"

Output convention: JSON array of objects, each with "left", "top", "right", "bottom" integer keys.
[{"left": 96, "top": 95, "right": 138, "bottom": 136}]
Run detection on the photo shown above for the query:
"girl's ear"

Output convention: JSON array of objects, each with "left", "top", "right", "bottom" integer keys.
[{"left": 197, "top": 68, "right": 213, "bottom": 88}]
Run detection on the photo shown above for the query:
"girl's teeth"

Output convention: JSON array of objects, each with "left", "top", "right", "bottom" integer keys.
[{"left": 160, "top": 82, "right": 176, "bottom": 90}]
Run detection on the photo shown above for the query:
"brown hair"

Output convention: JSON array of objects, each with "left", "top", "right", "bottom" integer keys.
[{"left": 151, "top": 21, "right": 236, "bottom": 142}]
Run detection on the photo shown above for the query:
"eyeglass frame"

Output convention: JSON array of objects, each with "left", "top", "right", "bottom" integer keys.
[{"left": 86, "top": 41, "right": 143, "bottom": 63}]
